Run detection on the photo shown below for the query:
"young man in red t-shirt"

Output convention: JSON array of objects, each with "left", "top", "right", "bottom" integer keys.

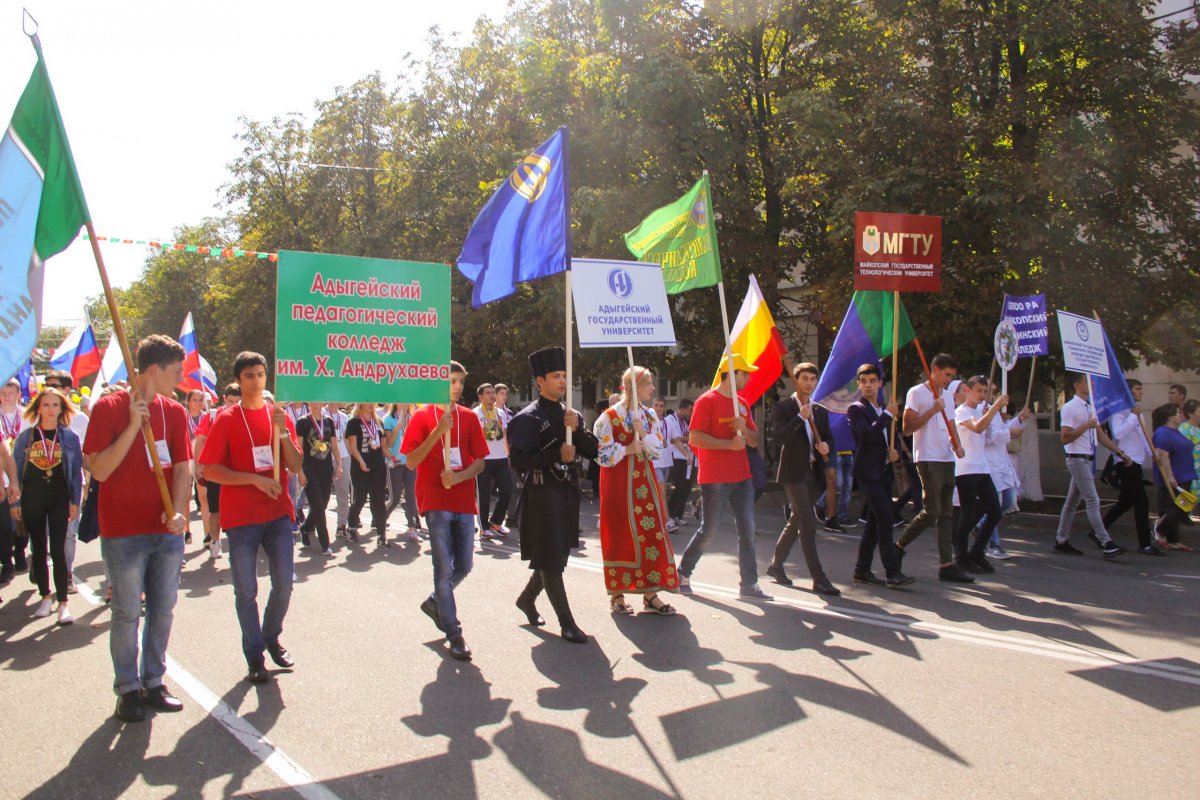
[
  {"left": 199, "top": 352, "right": 302, "bottom": 684},
  {"left": 401, "top": 361, "right": 488, "bottom": 660},
  {"left": 676, "top": 353, "right": 772, "bottom": 601},
  {"left": 83, "top": 335, "right": 193, "bottom": 723}
]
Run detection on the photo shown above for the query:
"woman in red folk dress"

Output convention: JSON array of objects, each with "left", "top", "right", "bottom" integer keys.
[{"left": 593, "top": 366, "right": 678, "bottom": 616}]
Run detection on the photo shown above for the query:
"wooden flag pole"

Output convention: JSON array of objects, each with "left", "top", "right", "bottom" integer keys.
[
  {"left": 889, "top": 291, "right": 901, "bottom": 446},
  {"left": 716, "top": 280, "right": 739, "bottom": 422},
  {"left": 443, "top": 404, "right": 452, "bottom": 463},
  {"left": 1024, "top": 356, "right": 1037, "bottom": 410},
  {"left": 85, "top": 221, "right": 174, "bottom": 518},
  {"left": 626, "top": 346, "right": 643, "bottom": 444}
]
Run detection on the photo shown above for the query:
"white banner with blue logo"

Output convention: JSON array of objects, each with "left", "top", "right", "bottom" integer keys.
[
  {"left": 1056, "top": 310, "right": 1110, "bottom": 378},
  {"left": 572, "top": 258, "right": 676, "bottom": 348}
]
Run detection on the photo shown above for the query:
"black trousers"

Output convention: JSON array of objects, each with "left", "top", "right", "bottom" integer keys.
[
  {"left": 477, "top": 458, "right": 513, "bottom": 529},
  {"left": 1104, "top": 462, "right": 1151, "bottom": 548},
  {"left": 302, "top": 463, "right": 334, "bottom": 548},
  {"left": 23, "top": 476, "right": 70, "bottom": 601},
  {"left": 667, "top": 460, "right": 693, "bottom": 519},
  {"left": 954, "top": 473, "right": 1000, "bottom": 560},
  {"left": 1156, "top": 484, "right": 1187, "bottom": 544},
  {"left": 349, "top": 464, "right": 388, "bottom": 534},
  {"left": 855, "top": 474, "right": 901, "bottom": 577},
  {"left": 0, "top": 499, "right": 13, "bottom": 569}
]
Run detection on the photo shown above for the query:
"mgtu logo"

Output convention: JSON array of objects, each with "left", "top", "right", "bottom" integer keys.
[{"left": 607, "top": 268, "right": 633, "bottom": 298}]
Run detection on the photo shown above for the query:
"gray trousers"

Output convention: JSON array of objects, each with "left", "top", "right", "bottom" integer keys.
[
  {"left": 771, "top": 478, "right": 827, "bottom": 583},
  {"left": 1057, "top": 456, "right": 1111, "bottom": 543}
]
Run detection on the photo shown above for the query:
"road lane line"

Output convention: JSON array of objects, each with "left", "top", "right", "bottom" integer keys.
[{"left": 74, "top": 579, "right": 343, "bottom": 800}]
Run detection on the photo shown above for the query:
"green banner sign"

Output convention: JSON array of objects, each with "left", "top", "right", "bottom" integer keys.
[{"left": 274, "top": 250, "right": 451, "bottom": 403}]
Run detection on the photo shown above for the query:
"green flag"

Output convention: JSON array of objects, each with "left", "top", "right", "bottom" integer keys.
[
  {"left": 0, "top": 37, "right": 90, "bottom": 383},
  {"left": 624, "top": 174, "right": 721, "bottom": 294}
]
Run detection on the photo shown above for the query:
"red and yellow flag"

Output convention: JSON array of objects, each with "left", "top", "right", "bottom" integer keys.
[{"left": 711, "top": 275, "right": 786, "bottom": 405}]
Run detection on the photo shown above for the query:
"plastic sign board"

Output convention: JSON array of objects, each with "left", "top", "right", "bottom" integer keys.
[
  {"left": 1056, "top": 310, "right": 1110, "bottom": 378},
  {"left": 275, "top": 250, "right": 451, "bottom": 402},
  {"left": 572, "top": 258, "right": 677, "bottom": 348},
  {"left": 1001, "top": 293, "right": 1049, "bottom": 357},
  {"left": 854, "top": 211, "right": 942, "bottom": 292}
]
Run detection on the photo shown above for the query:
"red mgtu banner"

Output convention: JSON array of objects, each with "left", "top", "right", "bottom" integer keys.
[{"left": 853, "top": 211, "right": 942, "bottom": 292}]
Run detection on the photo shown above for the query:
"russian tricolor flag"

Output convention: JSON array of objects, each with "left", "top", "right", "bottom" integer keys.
[
  {"left": 49, "top": 321, "right": 101, "bottom": 383},
  {"left": 178, "top": 313, "right": 218, "bottom": 399}
]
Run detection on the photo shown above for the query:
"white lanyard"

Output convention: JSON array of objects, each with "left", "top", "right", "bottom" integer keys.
[
  {"left": 238, "top": 403, "right": 269, "bottom": 447},
  {"left": 0, "top": 411, "right": 20, "bottom": 439}
]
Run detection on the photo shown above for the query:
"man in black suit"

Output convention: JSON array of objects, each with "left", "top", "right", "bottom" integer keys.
[
  {"left": 766, "top": 362, "right": 840, "bottom": 596},
  {"left": 847, "top": 363, "right": 915, "bottom": 588}
]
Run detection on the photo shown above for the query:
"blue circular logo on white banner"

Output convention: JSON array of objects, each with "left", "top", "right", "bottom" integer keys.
[
  {"left": 1076, "top": 320, "right": 1089, "bottom": 342},
  {"left": 607, "top": 268, "right": 634, "bottom": 298}
]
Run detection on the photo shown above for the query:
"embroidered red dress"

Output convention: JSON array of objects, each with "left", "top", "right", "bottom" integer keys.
[{"left": 593, "top": 405, "right": 679, "bottom": 595}]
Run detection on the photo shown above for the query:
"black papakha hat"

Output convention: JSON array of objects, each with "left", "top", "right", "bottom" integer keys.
[{"left": 529, "top": 347, "right": 567, "bottom": 378}]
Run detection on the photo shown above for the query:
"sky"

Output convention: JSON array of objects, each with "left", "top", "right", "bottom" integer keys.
[{"left": 1, "top": 0, "right": 499, "bottom": 330}]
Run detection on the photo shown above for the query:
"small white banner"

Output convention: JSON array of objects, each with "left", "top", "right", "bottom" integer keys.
[
  {"left": 1056, "top": 310, "right": 1110, "bottom": 378},
  {"left": 573, "top": 258, "right": 677, "bottom": 348}
]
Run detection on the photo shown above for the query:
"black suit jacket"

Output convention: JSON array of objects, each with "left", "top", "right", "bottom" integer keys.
[
  {"left": 847, "top": 399, "right": 894, "bottom": 482},
  {"left": 773, "top": 395, "right": 833, "bottom": 483}
]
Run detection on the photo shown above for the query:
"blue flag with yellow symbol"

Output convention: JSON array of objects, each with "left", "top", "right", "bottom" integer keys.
[{"left": 457, "top": 127, "right": 569, "bottom": 307}]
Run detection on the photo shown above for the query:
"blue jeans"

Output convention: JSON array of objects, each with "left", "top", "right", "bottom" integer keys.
[
  {"left": 101, "top": 533, "right": 185, "bottom": 695},
  {"left": 679, "top": 479, "right": 758, "bottom": 587},
  {"left": 818, "top": 452, "right": 855, "bottom": 522},
  {"left": 227, "top": 515, "right": 295, "bottom": 665},
  {"left": 986, "top": 487, "right": 1017, "bottom": 548},
  {"left": 425, "top": 510, "right": 475, "bottom": 639}
]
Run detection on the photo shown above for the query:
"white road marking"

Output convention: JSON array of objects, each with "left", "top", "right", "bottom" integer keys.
[
  {"left": 74, "top": 579, "right": 343, "bottom": 800},
  {"left": 478, "top": 541, "right": 1200, "bottom": 687}
]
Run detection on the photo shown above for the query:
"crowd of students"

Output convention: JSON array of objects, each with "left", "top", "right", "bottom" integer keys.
[{"left": 5, "top": 333, "right": 1195, "bottom": 725}]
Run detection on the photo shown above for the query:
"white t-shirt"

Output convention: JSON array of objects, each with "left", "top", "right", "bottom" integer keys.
[
  {"left": 906, "top": 383, "right": 955, "bottom": 462},
  {"left": 1060, "top": 396, "right": 1096, "bottom": 456},
  {"left": 653, "top": 414, "right": 674, "bottom": 470},
  {"left": 474, "top": 405, "right": 508, "bottom": 460},
  {"left": 984, "top": 412, "right": 1018, "bottom": 491},
  {"left": 332, "top": 410, "right": 350, "bottom": 459},
  {"left": 954, "top": 403, "right": 990, "bottom": 475}
]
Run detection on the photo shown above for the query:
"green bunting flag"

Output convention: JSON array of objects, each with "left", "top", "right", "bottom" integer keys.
[{"left": 624, "top": 174, "right": 722, "bottom": 294}]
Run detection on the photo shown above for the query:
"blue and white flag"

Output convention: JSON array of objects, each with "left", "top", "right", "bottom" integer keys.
[
  {"left": 1091, "top": 325, "right": 1134, "bottom": 425},
  {"left": 456, "top": 127, "right": 569, "bottom": 307}
]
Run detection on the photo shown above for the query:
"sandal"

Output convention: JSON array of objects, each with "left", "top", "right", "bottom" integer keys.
[
  {"left": 642, "top": 594, "right": 676, "bottom": 616},
  {"left": 609, "top": 595, "right": 636, "bottom": 615}
]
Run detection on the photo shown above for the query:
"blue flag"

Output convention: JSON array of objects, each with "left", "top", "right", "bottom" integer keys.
[
  {"left": 457, "top": 127, "right": 569, "bottom": 307},
  {"left": 16, "top": 359, "right": 32, "bottom": 402},
  {"left": 1091, "top": 325, "right": 1134, "bottom": 425}
]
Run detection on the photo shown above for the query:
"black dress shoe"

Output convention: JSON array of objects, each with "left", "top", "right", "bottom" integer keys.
[
  {"left": 0, "top": 565, "right": 13, "bottom": 585},
  {"left": 765, "top": 563, "right": 793, "bottom": 586},
  {"left": 246, "top": 663, "right": 272, "bottom": 684},
  {"left": 956, "top": 557, "right": 985, "bottom": 575},
  {"left": 115, "top": 690, "right": 146, "bottom": 722},
  {"left": 448, "top": 635, "right": 472, "bottom": 660},
  {"left": 886, "top": 572, "right": 916, "bottom": 588},
  {"left": 812, "top": 579, "right": 841, "bottom": 597},
  {"left": 1053, "top": 540, "right": 1085, "bottom": 555},
  {"left": 938, "top": 565, "right": 976, "bottom": 583},
  {"left": 560, "top": 621, "right": 588, "bottom": 644},
  {"left": 142, "top": 685, "right": 183, "bottom": 712},
  {"left": 266, "top": 642, "right": 295, "bottom": 669},
  {"left": 852, "top": 571, "right": 885, "bottom": 585},
  {"left": 1138, "top": 544, "right": 1167, "bottom": 556},
  {"left": 968, "top": 553, "right": 995, "bottom": 574},
  {"left": 421, "top": 597, "right": 444, "bottom": 631}
]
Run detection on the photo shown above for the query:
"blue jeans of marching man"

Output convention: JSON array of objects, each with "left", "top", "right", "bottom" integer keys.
[
  {"left": 425, "top": 510, "right": 475, "bottom": 639},
  {"left": 227, "top": 515, "right": 295, "bottom": 666},
  {"left": 679, "top": 479, "right": 759, "bottom": 587}
]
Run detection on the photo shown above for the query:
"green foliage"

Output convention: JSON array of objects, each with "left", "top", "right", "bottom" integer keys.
[{"left": 108, "top": 0, "right": 1200, "bottom": 396}]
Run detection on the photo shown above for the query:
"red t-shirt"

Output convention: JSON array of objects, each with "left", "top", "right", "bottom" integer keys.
[
  {"left": 691, "top": 388, "right": 756, "bottom": 485},
  {"left": 198, "top": 403, "right": 299, "bottom": 529},
  {"left": 83, "top": 391, "right": 192, "bottom": 537},
  {"left": 400, "top": 404, "right": 488, "bottom": 515}
]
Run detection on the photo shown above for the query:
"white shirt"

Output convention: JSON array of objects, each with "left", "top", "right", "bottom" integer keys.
[
  {"left": 1109, "top": 409, "right": 1149, "bottom": 465},
  {"left": 664, "top": 414, "right": 687, "bottom": 462},
  {"left": 1060, "top": 396, "right": 1096, "bottom": 456},
  {"left": 653, "top": 414, "right": 674, "bottom": 470},
  {"left": 474, "top": 405, "right": 508, "bottom": 460},
  {"left": 984, "top": 411, "right": 1019, "bottom": 491},
  {"left": 906, "top": 383, "right": 955, "bottom": 462},
  {"left": 332, "top": 410, "right": 350, "bottom": 459},
  {"left": 954, "top": 403, "right": 990, "bottom": 475}
]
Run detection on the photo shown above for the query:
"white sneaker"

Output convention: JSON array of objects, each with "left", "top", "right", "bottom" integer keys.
[
  {"left": 406, "top": 529, "right": 421, "bottom": 543},
  {"left": 210, "top": 540, "right": 223, "bottom": 558},
  {"left": 985, "top": 546, "right": 1011, "bottom": 561},
  {"left": 34, "top": 597, "right": 53, "bottom": 617},
  {"left": 57, "top": 604, "right": 74, "bottom": 625}
]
